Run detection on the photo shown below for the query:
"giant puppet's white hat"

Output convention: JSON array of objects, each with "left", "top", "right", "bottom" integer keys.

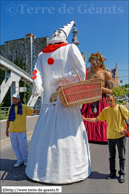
[{"left": 48, "top": 20, "right": 74, "bottom": 44}]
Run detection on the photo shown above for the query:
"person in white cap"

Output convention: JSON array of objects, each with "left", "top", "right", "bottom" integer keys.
[
  {"left": 6, "top": 93, "right": 40, "bottom": 168},
  {"left": 25, "top": 20, "right": 91, "bottom": 184}
]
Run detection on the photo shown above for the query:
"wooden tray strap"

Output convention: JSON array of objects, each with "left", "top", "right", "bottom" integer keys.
[{"left": 74, "top": 69, "right": 82, "bottom": 82}]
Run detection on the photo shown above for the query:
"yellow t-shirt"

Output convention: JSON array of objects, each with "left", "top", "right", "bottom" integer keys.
[
  {"left": 97, "top": 105, "right": 129, "bottom": 139},
  {"left": 7, "top": 104, "right": 34, "bottom": 132}
]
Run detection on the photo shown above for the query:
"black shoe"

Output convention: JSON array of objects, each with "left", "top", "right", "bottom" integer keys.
[
  {"left": 118, "top": 175, "right": 125, "bottom": 183},
  {"left": 106, "top": 172, "right": 116, "bottom": 179}
]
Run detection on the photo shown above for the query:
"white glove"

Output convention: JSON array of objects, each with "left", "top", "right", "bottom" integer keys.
[
  {"left": 50, "top": 75, "right": 62, "bottom": 88},
  {"left": 32, "top": 83, "right": 44, "bottom": 96}
]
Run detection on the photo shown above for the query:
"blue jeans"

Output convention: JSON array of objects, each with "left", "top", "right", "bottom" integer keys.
[{"left": 108, "top": 136, "right": 126, "bottom": 175}]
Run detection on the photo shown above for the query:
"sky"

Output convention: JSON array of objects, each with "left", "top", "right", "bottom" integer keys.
[{"left": 1, "top": 0, "right": 129, "bottom": 86}]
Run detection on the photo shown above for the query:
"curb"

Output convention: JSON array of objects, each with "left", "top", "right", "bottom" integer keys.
[{"left": 0, "top": 131, "right": 33, "bottom": 147}]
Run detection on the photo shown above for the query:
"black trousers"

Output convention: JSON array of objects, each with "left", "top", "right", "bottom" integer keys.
[{"left": 108, "top": 136, "right": 126, "bottom": 175}]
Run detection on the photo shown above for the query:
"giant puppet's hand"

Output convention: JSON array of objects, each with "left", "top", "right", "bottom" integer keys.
[
  {"left": 32, "top": 82, "right": 44, "bottom": 96},
  {"left": 50, "top": 75, "right": 62, "bottom": 87},
  {"left": 50, "top": 76, "right": 70, "bottom": 91},
  {"left": 32, "top": 52, "right": 44, "bottom": 96},
  {"left": 50, "top": 44, "right": 86, "bottom": 91}
]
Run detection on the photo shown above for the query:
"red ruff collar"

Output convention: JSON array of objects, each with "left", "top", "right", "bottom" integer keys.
[{"left": 42, "top": 43, "right": 68, "bottom": 53}]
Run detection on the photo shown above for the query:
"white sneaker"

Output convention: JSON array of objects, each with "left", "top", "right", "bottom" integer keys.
[
  {"left": 14, "top": 162, "right": 23, "bottom": 168},
  {"left": 24, "top": 159, "right": 27, "bottom": 166}
]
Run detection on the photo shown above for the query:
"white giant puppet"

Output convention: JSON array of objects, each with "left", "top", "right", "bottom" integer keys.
[{"left": 25, "top": 21, "right": 91, "bottom": 184}]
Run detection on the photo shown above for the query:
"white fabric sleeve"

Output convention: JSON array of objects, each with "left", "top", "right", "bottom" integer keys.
[
  {"left": 59, "top": 44, "right": 86, "bottom": 82},
  {"left": 52, "top": 44, "right": 86, "bottom": 90},
  {"left": 62, "top": 44, "right": 86, "bottom": 83},
  {"left": 32, "top": 52, "right": 44, "bottom": 96}
]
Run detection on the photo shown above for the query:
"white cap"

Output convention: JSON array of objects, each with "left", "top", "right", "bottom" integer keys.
[
  {"left": 12, "top": 93, "right": 20, "bottom": 98},
  {"left": 48, "top": 20, "right": 74, "bottom": 44}
]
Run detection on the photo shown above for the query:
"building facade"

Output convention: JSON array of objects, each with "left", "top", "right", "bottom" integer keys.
[
  {"left": 0, "top": 33, "right": 48, "bottom": 74},
  {"left": 0, "top": 31, "right": 119, "bottom": 86}
]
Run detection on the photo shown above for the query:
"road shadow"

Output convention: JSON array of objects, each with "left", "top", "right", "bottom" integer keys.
[
  {"left": 26, "top": 175, "right": 83, "bottom": 186},
  {"left": 0, "top": 159, "right": 27, "bottom": 181},
  {"left": 1, "top": 159, "right": 119, "bottom": 182},
  {"left": 88, "top": 171, "right": 118, "bottom": 180},
  {"left": 89, "top": 141, "right": 108, "bottom": 145},
  {"left": 0, "top": 159, "right": 88, "bottom": 185}
]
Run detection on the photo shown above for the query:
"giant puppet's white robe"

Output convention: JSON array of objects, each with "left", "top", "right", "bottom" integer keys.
[{"left": 25, "top": 44, "right": 91, "bottom": 183}]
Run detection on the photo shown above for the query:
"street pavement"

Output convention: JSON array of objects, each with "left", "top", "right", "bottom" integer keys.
[
  {"left": 1, "top": 137, "right": 129, "bottom": 194},
  {"left": 1, "top": 105, "right": 129, "bottom": 194}
]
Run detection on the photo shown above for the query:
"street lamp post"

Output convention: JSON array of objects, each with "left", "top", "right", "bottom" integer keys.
[{"left": 30, "top": 36, "right": 33, "bottom": 75}]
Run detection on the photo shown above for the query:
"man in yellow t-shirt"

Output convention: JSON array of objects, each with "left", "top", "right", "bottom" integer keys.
[
  {"left": 6, "top": 93, "right": 40, "bottom": 168},
  {"left": 82, "top": 94, "right": 129, "bottom": 184}
]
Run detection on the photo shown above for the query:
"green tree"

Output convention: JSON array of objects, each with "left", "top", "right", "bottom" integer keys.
[
  {"left": 124, "top": 84, "right": 129, "bottom": 88},
  {"left": 0, "top": 102, "right": 8, "bottom": 120},
  {"left": 113, "top": 86, "right": 128, "bottom": 97},
  {"left": 14, "top": 58, "right": 31, "bottom": 104}
]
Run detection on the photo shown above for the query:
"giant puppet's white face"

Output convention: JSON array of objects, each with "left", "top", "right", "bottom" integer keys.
[{"left": 48, "top": 29, "right": 67, "bottom": 44}]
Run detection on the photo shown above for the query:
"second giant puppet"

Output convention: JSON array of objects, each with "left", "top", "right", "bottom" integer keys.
[
  {"left": 81, "top": 52, "right": 113, "bottom": 142},
  {"left": 25, "top": 21, "right": 91, "bottom": 184}
]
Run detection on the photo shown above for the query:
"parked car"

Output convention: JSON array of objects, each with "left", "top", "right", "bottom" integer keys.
[
  {"left": 115, "top": 97, "right": 125, "bottom": 101},
  {"left": 125, "top": 95, "right": 129, "bottom": 100}
]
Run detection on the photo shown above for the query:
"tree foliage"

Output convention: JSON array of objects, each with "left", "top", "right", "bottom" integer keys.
[
  {"left": 124, "top": 84, "right": 129, "bottom": 88},
  {"left": 14, "top": 58, "right": 31, "bottom": 105},
  {"left": 113, "top": 86, "right": 128, "bottom": 97}
]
